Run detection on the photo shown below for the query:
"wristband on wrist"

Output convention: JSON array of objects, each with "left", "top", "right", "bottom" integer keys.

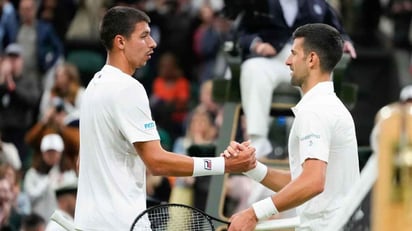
[
  {"left": 243, "top": 161, "right": 268, "bottom": 182},
  {"left": 252, "top": 197, "right": 279, "bottom": 220},
  {"left": 192, "top": 157, "right": 225, "bottom": 176}
]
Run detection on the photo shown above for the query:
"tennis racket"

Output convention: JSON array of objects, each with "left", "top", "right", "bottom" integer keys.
[{"left": 130, "top": 203, "right": 230, "bottom": 231}]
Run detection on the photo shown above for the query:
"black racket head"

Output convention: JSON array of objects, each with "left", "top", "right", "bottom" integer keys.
[{"left": 130, "top": 203, "right": 229, "bottom": 231}]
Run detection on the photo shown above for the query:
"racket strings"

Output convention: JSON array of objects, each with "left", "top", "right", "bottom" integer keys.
[{"left": 134, "top": 205, "right": 214, "bottom": 231}]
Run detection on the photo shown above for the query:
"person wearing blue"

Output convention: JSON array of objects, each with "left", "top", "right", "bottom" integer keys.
[
  {"left": 234, "top": 0, "right": 357, "bottom": 158},
  {"left": 0, "top": 0, "right": 18, "bottom": 53}
]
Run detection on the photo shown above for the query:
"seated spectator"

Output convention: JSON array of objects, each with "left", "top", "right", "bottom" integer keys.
[
  {"left": 171, "top": 105, "right": 218, "bottom": 209},
  {"left": 38, "top": 62, "right": 84, "bottom": 125},
  {"left": 20, "top": 213, "right": 45, "bottom": 231},
  {"left": 0, "top": 167, "right": 14, "bottom": 230},
  {"left": 0, "top": 43, "right": 41, "bottom": 168},
  {"left": 0, "top": 133, "right": 21, "bottom": 171},
  {"left": 151, "top": 52, "right": 191, "bottom": 140},
  {"left": 25, "top": 100, "right": 80, "bottom": 173},
  {"left": 0, "top": 0, "right": 18, "bottom": 53},
  {"left": 23, "top": 134, "right": 76, "bottom": 221},
  {"left": 0, "top": 163, "right": 31, "bottom": 230},
  {"left": 65, "top": 0, "right": 109, "bottom": 42},
  {"left": 45, "top": 171, "right": 77, "bottom": 231}
]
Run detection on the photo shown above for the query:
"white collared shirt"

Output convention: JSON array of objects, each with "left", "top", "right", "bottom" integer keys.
[
  {"left": 288, "top": 81, "right": 360, "bottom": 229},
  {"left": 75, "top": 65, "right": 160, "bottom": 231}
]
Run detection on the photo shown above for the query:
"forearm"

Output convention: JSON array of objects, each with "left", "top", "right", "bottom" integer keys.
[
  {"left": 271, "top": 173, "right": 323, "bottom": 212},
  {"left": 260, "top": 168, "right": 291, "bottom": 192},
  {"left": 146, "top": 150, "right": 195, "bottom": 176}
]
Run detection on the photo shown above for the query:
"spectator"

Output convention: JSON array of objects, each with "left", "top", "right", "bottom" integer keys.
[
  {"left": 0, "top": 163, "right": 30, "bottom": 231},
  {"left": 172, "top": 105, "right": 218, "bottom": 210},
  {"left": 0, "top": 167, "right": 14, "bottom": 230},
  {"left": 45, "top": 172, "right": 77, "bottom": 231},
  {"left": 38, "top": 62, "right": 84, "bottom": 125},
  {"left": 0, "top": 0, "right": 18, "bottom": 53},
  {"left": 25, "top": 87, "right": 80, "bottom": 174},
  {"left": 151, "top": 52, "right": 191, "bottom": 141},
  {"left": 192, "top": 3, "right": 221, "bottom": 83},
  {"left": 0, "top": 133, "right": 21, "bottom": 171},
  {"left": 0, "top": 43, "right": 40, "bottom": 167},
  {"left": 65, "top": 0, "right": 110, "bottom": 42},
  {"left": 231, "top": 0, "right": 356, "bottom": 158},
  {"left": 36, "top": 0, "right": 77, "bottom": 42},
  {"left": 23, "top": 134, "right": 76, "bottom": 221},
  {"left": 17, "top": 0, "right": 64, "bottom": 91},
  {"left": 20, "top": 213, "right": 45, "bottom": 231}
]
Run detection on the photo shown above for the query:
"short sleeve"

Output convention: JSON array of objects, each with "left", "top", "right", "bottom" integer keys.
[
  {"left": 113, "top": 84, "right": 160, "bottom": 144},
  {"left": 294, "top": 110, "right": 331, "bottom": 164}
]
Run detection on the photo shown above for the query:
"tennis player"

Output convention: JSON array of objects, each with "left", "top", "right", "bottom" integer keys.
[
  {"left": 74, "top": 6, "right": 256, "bottom": 231},
  {"left": 224, "top": 23, "right": 360, "bottom": 231}
]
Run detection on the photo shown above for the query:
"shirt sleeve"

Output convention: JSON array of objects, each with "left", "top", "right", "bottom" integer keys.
[
  {"left": 113, "top": 83, "right": 160, "bottom": 144},
  {"left": 295, "top": 110, "right": 331, "bottom": 165}
]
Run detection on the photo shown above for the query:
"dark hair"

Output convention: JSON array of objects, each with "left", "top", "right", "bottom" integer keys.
[
  {"left": 21, "top": 213, "right": 45, "bottom": 230},
  {"left": 292, "top": 23, "right": 343, "bottom": 72},
  {"left": 100, "top": 6, "right": 150, "bottom": 50}
]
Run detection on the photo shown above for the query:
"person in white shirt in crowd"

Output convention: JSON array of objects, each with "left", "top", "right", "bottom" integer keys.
[
  {"left": 45, "top": 172, "right": 77, "bottom": 231},
  {"left": 23, "top": 133, "right": 76, "bottom": 221}
]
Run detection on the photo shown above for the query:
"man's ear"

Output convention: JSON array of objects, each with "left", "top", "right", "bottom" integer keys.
[
  {"left": 307, "top": 52, "right": 318, "bottom": 68},
  {"left": 114, "top": 35, "right": 126, "bottom": 50}
]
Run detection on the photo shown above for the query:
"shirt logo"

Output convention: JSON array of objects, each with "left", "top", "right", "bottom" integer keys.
[
  {"left": 204, "top": 159, "right": 212, "bottom": 170},
  {"left": 143, "top": 122, "right": 155, "bottom": 130}
]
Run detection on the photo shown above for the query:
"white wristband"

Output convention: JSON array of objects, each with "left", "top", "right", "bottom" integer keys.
[
  {"left": 192, "top": 157, "right": 225, "bottom": 176},
  {"left": 252, "top": 197, "right": 279, "bottom": 220},
  {"left": 243, "top": 161, "right": 268, "bottom": 182}
]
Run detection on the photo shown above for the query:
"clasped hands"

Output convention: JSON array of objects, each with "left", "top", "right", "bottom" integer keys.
[{"left": 220, "top": 140, "right": 256, "bottom": 173}]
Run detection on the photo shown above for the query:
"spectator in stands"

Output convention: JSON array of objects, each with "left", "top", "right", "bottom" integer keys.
[
  {"left": 197, "top": 80, "right": 223, "bottom": 127},
  {"left": 0, "top": 43, "right": 40, "bottom": 168},
  {"left": 45, "top": 172, "right": 77, "bottom": 231},
  {"left": 232, "top": 0, "right": 356, "bottom": 158},
  {"left": 172, "top": 105, "right": 218, "bottom": 209},
  {"left": 151, "top": 52, "right": 191, "bottom": 141},
  {"left": 65, "top": 0, "right": 110, "bottom": 42},
  {"left": 25, "top": 113, "right": 79, "bottom": 174},
  {"left": 192, "top": 3, "right": 221, "bottom": 83},
  {"left": 155, "top": 0, "right": 198, "bottom": 81},
  {"left": 0, "top": 163, "right": 30, "bottom": 230},
  {"left": 20, "top": 213, "right": 45, "bottom": 231},
  {"left": 38, "top": 62, "right": 84, "bottom": 125},
  {"left": 17, "top": 0, "right": 64, "bottom": 91},
  {"left": 0, "top": 133, "right": 21, "bottom": 171},
  {"left": 0, "top": 0, "right": 18, "bottom": 53},
  {"left": 23, "top": 134, "right": 76, "bottom": 221},
  {"left": 36, "top": 0, "right": 77, "bottom": 42},
  {"left": 0, "top": 166, "right": 15, "bottom": 230}
]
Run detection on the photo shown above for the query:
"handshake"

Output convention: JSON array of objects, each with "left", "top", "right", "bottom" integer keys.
[{"left": 220, "top": 140, "right": 268, "bottom": 182}]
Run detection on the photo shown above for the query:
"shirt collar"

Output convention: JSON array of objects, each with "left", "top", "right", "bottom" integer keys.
[{"left": 291, "top": 81, "right": 334, "bottom": 115}]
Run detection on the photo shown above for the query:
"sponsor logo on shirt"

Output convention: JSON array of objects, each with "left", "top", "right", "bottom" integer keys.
[
  {"left": 300, "top": 133, "right": 320, "bottom": 141},
  {"left": 143, "top": 121, "right": 155, "bottom": 130},
  {"left": 204, "top": 159, "right": 212, "bottom": 170}
]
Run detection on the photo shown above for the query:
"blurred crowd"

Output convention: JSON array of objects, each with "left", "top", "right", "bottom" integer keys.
[{"left": 0, "top": 0, "right": 410, "bottom": 230}]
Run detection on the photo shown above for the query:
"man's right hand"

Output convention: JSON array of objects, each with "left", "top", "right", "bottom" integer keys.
[{"left": 223, "top": 141, "right": 256, "bottom": 173}]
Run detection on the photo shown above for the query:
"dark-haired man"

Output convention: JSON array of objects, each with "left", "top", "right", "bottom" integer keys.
[{"left": 225, "top": 23, "right": 360, "bottom": 231}]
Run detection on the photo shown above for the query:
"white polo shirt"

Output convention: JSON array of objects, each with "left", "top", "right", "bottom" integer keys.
[
  {"left": 74, "top": 65, "right": 160, "bottom": 231},
  {"left": 288, "top": 82, "right": 360, "bottom": 230}
]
